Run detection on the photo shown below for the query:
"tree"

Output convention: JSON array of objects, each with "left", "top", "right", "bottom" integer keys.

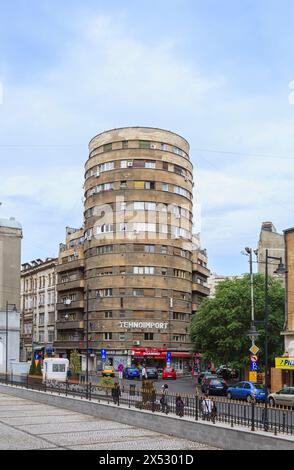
[
  {"left": 190, "top": 274, "right": 285, "bottom": 369},
  {"left": 69, "top": 350, "right": 81, "bottom": 377}
]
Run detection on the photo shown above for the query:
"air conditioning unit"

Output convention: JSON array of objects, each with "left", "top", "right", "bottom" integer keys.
[
  {"left": 150, "top": 144, "right": 156, "bottom": 149},
  {"left": 127, "top": 161, "right": 133, "bottom": 167},
  {"left": 96, "top": 171, "right": 100, "bottom": 177},
  {"left": 133, "top": 340, "right": 140, "bottom": 346}
]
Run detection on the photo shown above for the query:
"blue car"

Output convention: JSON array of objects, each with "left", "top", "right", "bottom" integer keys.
[
  {"left": 123, "top": 367, "right": 140, "bottom": 380},
  {"left": 227, "top": 381, "right": 267, "bottom": 402}
]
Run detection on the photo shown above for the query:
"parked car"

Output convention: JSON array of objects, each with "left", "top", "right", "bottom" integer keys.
[
  {"left": 198, "top": 372, "right": 218, "bottom": 385},
  {"left": 227, "top": 381, "right": 267, "bottom": 402},
  {"left": 145, "top": 367, "right": 158, "bottom": 380},
  {"left": 123, "top": 367, "right": 140, "bottom": 380},
  {"left": 201, "top": 378, "right": 228, "bottom": 396},
  {"left": 268, "top": 387, "right": 294, "bottom": 407},
  {"left": 102, "top": 365, "right": 115, "bottom": 377},
  {"left": 162, "top": 367, "right": 177, "bottom": 380}
]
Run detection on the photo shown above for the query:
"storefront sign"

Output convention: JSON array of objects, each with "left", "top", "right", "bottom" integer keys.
[
  {"left": 275, "top": 357, "right": 294, "bottom": 369},
  {"left": 130, "top": 347, "right": 167, "bottom": 358},
  {"left": 119, "top": 321, "right": 168, "bottom": 330}
]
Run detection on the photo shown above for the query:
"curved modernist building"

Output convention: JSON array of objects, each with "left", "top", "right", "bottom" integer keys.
[{"left": 83, "top": 127, "right": 195, "bottom": 370}]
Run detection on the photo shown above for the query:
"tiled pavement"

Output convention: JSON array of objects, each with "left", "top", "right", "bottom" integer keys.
[{"left": 0, "top": 392, "right": 218, "bottom": 450}]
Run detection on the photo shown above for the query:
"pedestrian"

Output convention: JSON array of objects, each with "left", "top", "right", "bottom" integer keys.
[
  {"left": 176, "top": 395, "right": 184, "bottom": 418},
  {"left": 118, "top": 363, "right": 124, "bottom": 380},
  {"left": 201, "top": 393, "right": 213, "bottom": 420},
  {"left": 141, "top": 365, "right": 147, "bottom": 380},
  {"left": 111, "top": 382, "right": 121, "bottom": 405},
  {"left": 160, "top": 384, "right": 170, "bottom": 414}
]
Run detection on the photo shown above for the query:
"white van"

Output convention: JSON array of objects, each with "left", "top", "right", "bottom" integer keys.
[{"left": 43, "top": 358, "right": 69, "bottom": 382}]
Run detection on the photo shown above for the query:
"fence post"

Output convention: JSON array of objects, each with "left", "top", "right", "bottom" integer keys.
[
  {"left": 26, "top": 374, "right": 29, "bottom": 389},
  {"left": 195, "top": 395, "right": 198, "bottom": 421},
  {"left": 89, "top": 382, "right": 92, "bottom": 401},
  {"left": 66, "top": 379, "right": 68, "bottom": 397},
  {"left": 251, "top": 400, "right": 255, "bottom": 432}
]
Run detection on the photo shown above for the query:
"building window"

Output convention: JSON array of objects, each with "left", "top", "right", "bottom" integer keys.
[
  {"left": 122, "top": 140, "right": 128, "bottom": 149},
  {"left": 161, "top": 268, "right": 168, "bottom": 276},
  {"left": 134, "top": 201, "right": 145, "bottom": 210},
  {"left": 145, "top": 161, "right": 156, "bottom": 169},
  {"left": 139, "top": 140, "right": 150, "bottom": 149},
  {"left": 133, "top": 289, "right": 144, "bottom": 296},
  {"left": 120, "top": 181, "right": 127, "bottom": 189},
  {"left": 99, "top": 161, "right": 114, "bottom": 172},
  {"left": 104, "top": 332, "right": 113, "bottom": 340},
  {"left": 161, "top": 143, "right": 167, "bottom": 151},
  {"left": 162, "top": 161, "right": 169, "bottom": 170},
  {"left": 39, "top": 331, "right": 45, "bottom": 343},
  {"left": 119, "top": 333, "right": 126, "bottom": 341},
  {"left": 103, "top": 143, "right": 112, "bottom": 152},
  {"left": 144, "top": 333, "right": 154, "bottom": 341},
  {"left": 133, "top": 266, "right": 154, "bottom": 275},
  {"left": 144, "top": 245, "right": 155, "bottom": 253},
  {"left": 97, "top": 245, "right": 113, "bottom": 254},
  {"left": 48, "top": 330, "right": 55, "bottom": 343},
  {"left": 161, "top": 246, "right": 168, "bottom": 254},
  {"left": 105, "top": 311, "right": 113, "bottom": 318},
  {"left": 162, "top": 183, "right": 169, "bottom": 191},
  {"left": 96, "top": 289, "right": 113, "bottom": 297}
]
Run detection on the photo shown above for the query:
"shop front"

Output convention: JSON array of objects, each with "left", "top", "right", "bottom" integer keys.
[
  {"left": 273, "top": 357, "right": 294, "bottom": 389},
  {"left": 129, "top": 348, "right": 193, "bottom": 374}
]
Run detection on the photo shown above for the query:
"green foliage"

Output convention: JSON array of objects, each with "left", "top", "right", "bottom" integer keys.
[
  {"left": 69, "top": 350, "right": 81, "bottom": 376},
  {"left": 99, "top": 376, "right": 115, "bottom": 388},
  {"left": 190, "top": 274, "right": 285, "bottom": 369},
  {"left": 29, "top": 357, "right": 42, "bottom": 376}
]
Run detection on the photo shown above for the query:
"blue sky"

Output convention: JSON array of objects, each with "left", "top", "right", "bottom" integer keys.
[{"left": 0, "top": 0, "right": 294, "bottom": 274}]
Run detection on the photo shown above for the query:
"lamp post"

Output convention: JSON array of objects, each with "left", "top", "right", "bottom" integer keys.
[
  {"left": 5, "top": 302, "right": 17, "bottom": 382},
  {"left": 264, "top": 249, "right": 286, "bottom": 431}
]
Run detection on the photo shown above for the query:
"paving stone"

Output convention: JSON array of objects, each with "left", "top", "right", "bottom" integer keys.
[
  {"left": 0, "top": 422, "right": 58, "bottom": 450},
  {"left": 0, "top": 392, "right": 216, "bottom": 450}
]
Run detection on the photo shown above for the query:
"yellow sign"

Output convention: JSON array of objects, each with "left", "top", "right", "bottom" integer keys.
[
  {"left": 249, "top": 371, "right": 257, "bottom": 382},
  {"left": 35, "top": 360, "right": 39, "bottom": 368},
  {"left": 249, "top": 344, "right": 260, "bottom": 355},
  {"left": 275, "top": 357, "right": 294, "bottom": 369}
]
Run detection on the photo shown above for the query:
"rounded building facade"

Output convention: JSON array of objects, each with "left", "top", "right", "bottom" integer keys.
[{"left": 84, "top": 127, "right": 194, "bottom": 370}]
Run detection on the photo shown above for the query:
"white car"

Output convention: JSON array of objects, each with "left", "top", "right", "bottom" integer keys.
[{"left": 268, "top": 387, "right": 294, "bottom": 407}]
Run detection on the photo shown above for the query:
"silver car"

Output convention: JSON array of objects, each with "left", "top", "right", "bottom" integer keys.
[{"left": 268, "top": 387, "right": 294, "bottom": 407}]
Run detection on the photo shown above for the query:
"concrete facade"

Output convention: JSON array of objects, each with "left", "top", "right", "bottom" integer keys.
[
  {"left": 20, "top": 258, "right": 57, "bottom": 361},
  {"left": 257, "top": 222, "right": 285, "bottom": 279},
  {"left": 283, "top": 228, "right": 294, "bottom": 369},
  {"left": 0, "top": 217, "right": 22, "bottom": 373},
  {"left": 83, "top": 127, "right": 200, "bottom": 372}
]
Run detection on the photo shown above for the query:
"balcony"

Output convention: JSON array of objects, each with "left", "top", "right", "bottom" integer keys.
[
  {"left": 56, "top": 320, "right": 84, "bottom": 330},
  {"left": 57, "top": 279, "right": 85, "bottom": 291},
  {"left": 56, "top": 300, "right": 84, "bottom": 311},
  {"left": 56, "top": 259, "right": 85, "bottom": 273},
  {"left": 192, "top": 263, "right": 210, "bottom": 278},
  {"left": 192, "top": 282, "right": 210, "bottom": 296}
]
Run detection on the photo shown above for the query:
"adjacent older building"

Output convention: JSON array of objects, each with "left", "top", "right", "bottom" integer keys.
[
  {"left": 20, "top": 258, "right": 57, "bottom": 361},
  {"left": 191, "top": 234, "right": 210, "bottom": 312},
  {"left": 0, "top": 217, "right": 22, "bottom": 373},
  {"left": 54, "top": 227, "right": 85, "bottom": 358},
  {"left": 257, "top": 222, "right": 285, "bottom": 279}
]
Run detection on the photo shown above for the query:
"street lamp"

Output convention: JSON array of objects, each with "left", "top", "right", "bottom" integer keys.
[
  {"left": 6, "top": 302, "right": 17, "bottom": 382},
  {"left": 264, "top": 249, "right": 286, "bottom": 431}
]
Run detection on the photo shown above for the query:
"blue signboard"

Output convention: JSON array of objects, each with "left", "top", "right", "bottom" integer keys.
[
  {"left": 166, "top": 352, "right": 172, "bottom": 361},
  {"left": 250, "top": 361, "right": 258, "bottom": 371},
  {"left": 101, "top": 349, "right": 107, "bottom": 360}
]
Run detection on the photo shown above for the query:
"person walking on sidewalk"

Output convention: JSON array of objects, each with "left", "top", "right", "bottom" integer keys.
[
  {"left": 160, "top": 384, "right": 170, "bottom": 414},
  {"left": 201, "top": 393, "right": 213, "bottom": 420},
  {"left": 111, "top": 382, "right": 121, "bottom": 405},
  {"left": 176, "top": 395, "right": 184, "bottom": 418}
]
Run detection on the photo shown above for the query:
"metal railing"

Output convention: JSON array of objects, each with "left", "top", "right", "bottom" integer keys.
[{"left": 0, "top": 373, "right": 293, "bottom": 437}]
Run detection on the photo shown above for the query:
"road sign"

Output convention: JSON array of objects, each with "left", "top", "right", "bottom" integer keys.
[
  {"left": 250, "top": 354, "right": 258, "bottom": 362},
  {"left": 101, "top": 349, "right": 107, "bottom": 360},
  {"left": 249, "top": 344, "right": 260, "bottom": 355},
  {"left": 249, "top": 371, "right": 257, "bottom": 382}
]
